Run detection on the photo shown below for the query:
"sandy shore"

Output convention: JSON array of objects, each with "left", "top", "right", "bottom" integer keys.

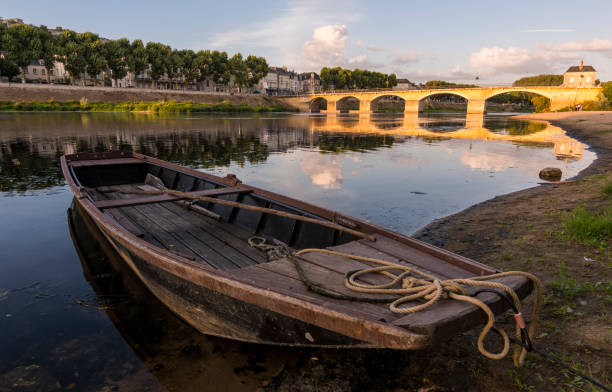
[{"left": 265, "top": 112, "right": 612, "bottom": 392}]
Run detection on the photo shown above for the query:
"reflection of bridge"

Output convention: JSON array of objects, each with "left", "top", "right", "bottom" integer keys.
[
  {"left": 308, "top": 114, "right": 585, "bottom": 159},
  {"left": 281, "top": 86, "right": 602, "bottom": 114}
]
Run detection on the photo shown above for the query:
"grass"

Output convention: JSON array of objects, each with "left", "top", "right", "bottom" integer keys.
[
  {"left": 560, "top": 205, "right": 612, "bottom": 245},
  {"left": 0, "top": 99, "right": 294, "bottom": 113},
  {"left": 603, "top": 182, "right": 612, "bottom": 197}
]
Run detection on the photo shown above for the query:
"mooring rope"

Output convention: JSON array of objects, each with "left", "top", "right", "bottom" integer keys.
[{"left": 247, "top": 237, "right": 542, "bottom": 367}]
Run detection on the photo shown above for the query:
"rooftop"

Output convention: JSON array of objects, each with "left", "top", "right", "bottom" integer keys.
[{"left": 566, "top": 65, "right": 596, "bottom": 73}]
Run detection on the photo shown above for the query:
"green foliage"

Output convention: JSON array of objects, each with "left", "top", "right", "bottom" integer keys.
[
  {"left": 425, "top": 80, "right": 478, "bottom": 88},
  {"left": 245, "top": 55, "right": 268, "bottom": 87},
  {"left": 4, "top": 24, "right": 46, "bottom": 81},
  {"left": 0, "top": 58, "right": 21, "bottom": 81},
  {"left": 102, "top": 38, "right": 130, "bottom": 83},
  {"left": 145, "top": 41, "right": 171, "bottom": 86},
  {"left": 549, "top": 262, "right": 584, "bottom": 299},
  {"left": 531, "top": 96, "right": 550, "bottom": 112},
  {"left": 127, "top": 39, "right": 148, "bottom": 76},
  {"left": 0, "top": 99, "right": 292, "bottom": 113},
  {"left": 601, "top": 82, "right": 612, "bottom": 103},
  {"left": 512, "top": 74, "right": 563, "bottom": 86},
  {"left": 320, "top": 67, "right": 397, "bottom": 90},
  {"left": 561, "top": 205, "right": 612, "bottom": 245},
  {"left": 603, "top": 182, "right": 612, "bottom": 198}
]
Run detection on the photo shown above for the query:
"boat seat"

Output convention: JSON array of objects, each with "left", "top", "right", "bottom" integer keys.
[{"left": 93, "top": 186, "right": 252, "bottom": 209}]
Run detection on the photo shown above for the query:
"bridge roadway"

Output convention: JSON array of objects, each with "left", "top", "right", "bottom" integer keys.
[{"left": 280, "top": 86, "right": 603, "bottom": 114}]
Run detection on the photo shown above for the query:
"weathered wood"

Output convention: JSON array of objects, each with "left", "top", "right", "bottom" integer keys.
[
  {"left": 61, "top": 152, "right": 534, "bottom": 349},
  {"left": 105, "top": 208, "right": 144, "bottom": 238},
  {"left": 93, "top": 186, "right": 252, "bottom": 209},
  {"left": 70, "top": 157, "right": 143, "bottom": 167}
]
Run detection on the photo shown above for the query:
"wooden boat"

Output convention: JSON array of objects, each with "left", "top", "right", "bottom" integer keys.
[{"left": 61, "top": 151, "right": 532, "bottom": 349}]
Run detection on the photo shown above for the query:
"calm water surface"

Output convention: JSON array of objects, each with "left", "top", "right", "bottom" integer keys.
[{"left": 0, "top": 112, "right": 594, "bottom": 391}]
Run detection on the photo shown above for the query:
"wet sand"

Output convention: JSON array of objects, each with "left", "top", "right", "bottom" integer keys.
[{"left": 265, "top": 112, "right": 612, "bottom": 391}]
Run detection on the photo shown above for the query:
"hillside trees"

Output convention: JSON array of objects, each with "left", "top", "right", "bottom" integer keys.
[
  {"left": 102, "top": 38, "right": 130, "bottom": 86},
  {"left": 320, "top": 67, "right": 397, "bottom": 90},
  {"left": 513, "top": 74, "right": 563, "bottom": 86},
  {"left": 4, "top": 24, "right": 44, "bottom": 83}
]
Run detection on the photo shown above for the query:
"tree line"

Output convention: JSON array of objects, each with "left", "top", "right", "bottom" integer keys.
[
  {"left": 0, "top": 23, "right": 268, "bottom": 90},
  {"left": 319, "top": 67, "right": 397, "bottom": 90}
]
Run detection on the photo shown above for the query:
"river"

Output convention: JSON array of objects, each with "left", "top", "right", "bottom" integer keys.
[{"left": 0, "top": 112, "right": 595, "bottom": 391}]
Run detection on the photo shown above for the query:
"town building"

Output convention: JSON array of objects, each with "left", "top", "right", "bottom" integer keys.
[
  {"left": 393, "top": 78, "right": 419, "bottom": 90},
  {"left": 298, "top": 72, "right": 321, "bottom": 94},
  {"left": 562, "top": 61, "right": 597, "bottom": 88},
  {"left": 21, "top": 59, "right": 69, "bottom": 83},
  {"left": 257, "top": 66, "right": 299, "bottom": 95}
]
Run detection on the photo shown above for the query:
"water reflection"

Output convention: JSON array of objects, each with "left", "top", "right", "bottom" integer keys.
[{"left": 0, "top": 113, "right": 587, "bottom": 195}]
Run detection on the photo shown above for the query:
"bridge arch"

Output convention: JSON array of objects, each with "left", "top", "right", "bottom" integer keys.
[
  {"left": 418, "top": 91, "right": 469, "bottom": 114},
  {"left": 484, "top": 89, "right": 552, "bottom": 113},
  {"left": 309, "top": 97, "right": 328, "bottom": 113},
  {"left": 336, "top": 96, "right": 360, "bottom": 113},
  {"left": 370, "top": 94, "right": 406, "bottom": 113}
]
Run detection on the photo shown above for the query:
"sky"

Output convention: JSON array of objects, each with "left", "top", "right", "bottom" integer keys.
[{"left": 2, "top": 0, "right": 612, "bottom": 84}]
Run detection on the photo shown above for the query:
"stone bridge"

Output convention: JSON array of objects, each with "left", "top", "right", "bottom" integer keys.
[{"left": 280, "top": 86, "right": 603, "bottom": 114}]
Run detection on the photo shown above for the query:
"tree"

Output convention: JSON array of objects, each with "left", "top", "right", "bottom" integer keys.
[
  {"left": 601, "top": 82, "right": 612, "bottom": 105},
  {"left": 245, "top": 55, "right": 268, "bottom": 87},
  {"left": 210, "top": 50, "right": 230, "bottom": 85},
  {"left": 79, "top": 32, "right": 106, "bottom": 85},
  {"left": 166, "top": 49, "right": 183, "bottom": 90},
  {"left": 39, "top": 27, "right": 56, "bottom": 84},
  {"left": 178, "top": 49, "right": 198, "bottom": 90},
  {"left": 229, "top": 53, "right": 248, "bottom": 91},
  {"left": 513, "top": 74, "right": 563, "bottom": 87},
  {"left": 0, "top": 58, "right": 20, "bottom": 83},
  {"left": 146, "top": 41, "right": 170, "bottom": 89},
  {"left": 127, "top": 39, "right": 148, "bottom": 84},
  {"left": 194, "top": 50, "right": 213, "bottom": 88},
  {"left": 102, "top": 38, "right": 130, "bottom": 87},
  {"left": 4, "top": 24, "right": 44, "bottom": 83},
  {"left": 57, "top": 30, "right": 86, "bottom": 85}
]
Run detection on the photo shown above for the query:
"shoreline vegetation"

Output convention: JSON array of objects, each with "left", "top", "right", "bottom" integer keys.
[{"left": 0, "top": 99, "right": 295, "bottom": 113}]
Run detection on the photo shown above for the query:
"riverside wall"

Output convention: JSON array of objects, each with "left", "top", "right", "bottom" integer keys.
[{"left": 0, "top": 83, "right": 291, "bottom": 107}]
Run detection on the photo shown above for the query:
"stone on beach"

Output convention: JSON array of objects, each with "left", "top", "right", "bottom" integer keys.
[{"left": 539, "top": 167, "right": 562, "bottom": 181}]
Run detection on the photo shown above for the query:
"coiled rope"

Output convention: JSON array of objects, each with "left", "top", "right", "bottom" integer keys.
[{"left": 248, "top": 237, "right": 542, "bottom": 367}]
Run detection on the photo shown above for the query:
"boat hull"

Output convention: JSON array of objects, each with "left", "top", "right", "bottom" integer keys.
[{"left": 91, "top": 210, "right": 374, "bottom": 348}]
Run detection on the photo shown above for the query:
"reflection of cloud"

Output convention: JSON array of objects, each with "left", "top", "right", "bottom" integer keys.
[
  {"left": 300, "top": 153, "right": 343, "bottom": 189},
  {"left": 460, "top": 150, "right": 518, "bottom": 172},
  {"left": 390, "top": 153, "right": 419, "bottom": 167}
]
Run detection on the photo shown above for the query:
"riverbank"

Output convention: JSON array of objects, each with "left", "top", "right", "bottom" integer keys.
[
  {"left": 0, "top": 83, "right": 296, "bottom": 111},
  {"left": 264, "top": 112, "right": 612, "bottom": 391},
  {"left": 0, "top": 100, "right": 294, "bottom": 113}
]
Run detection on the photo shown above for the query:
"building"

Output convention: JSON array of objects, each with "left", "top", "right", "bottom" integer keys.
[
  {"left": 257, "top": 66, "right": 299, "bottom": 95},
  {"left": 298, "top": 72, "right": 321, "bottom": 94},
  {"left": 21, "top": 59, "right": 69, "bottom": 83},
  {"left": 0, "top": 18, "right": 24, "bottom": 27},
  {"left": 393, "top": 78, "right": 419, "bottom": 90},
  {"left": 562, "top": 61, "right": 597, "bottom": 88}
]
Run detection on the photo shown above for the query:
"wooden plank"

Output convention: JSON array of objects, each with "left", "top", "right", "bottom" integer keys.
[
  {"left": 329, "top": 241, "right": 451, "bottom": 280},
  {"left": 133, "top": 202, "right": 258, "bottom": 270},
  {"left": 229, "top": 262, "right": 389, "bottom": 323},
  {"left": 358, "top": 235, "right": 474, "bottom": 279},
  {"left": 160, "top": 201, "right": 267, "bottom": 265},
  {"left": 105, "top": 208, "right": 144, "bottom": 238},
  {"left": 258, "top": 258, "right": 400, "bottom": 305},
  {"left": 70, "top": 157, "right": 142, "bottom": 167},
  {"left": 93, "top": 186, "right": 252, "bottom": 209}
]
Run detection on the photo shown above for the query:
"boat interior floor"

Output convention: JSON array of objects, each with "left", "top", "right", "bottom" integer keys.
[{"left": 88, "top": 183, "right": 527, "bottom": 331}]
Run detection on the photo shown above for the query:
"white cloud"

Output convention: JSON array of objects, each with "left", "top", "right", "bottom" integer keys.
[
  {"left": 302, "top": 24, "right": 349, "bottom": 68},
  {"left": 208, "top": 1, "right": 361, "bottom": 68},
  {"left": 469, "top": 46, "right": 548, "bottom": 73},
  {"left": 393, "top": 52, "right": 421, "bottom": 65},
  {"left": 367, "top": 45, "right": 382, "bottom": 52},
  {"left": 301, "top": 25, "right": 381, "bottom": 70},
  {"left": 539, "top": 38, "right": 612, "bottom": 57},
  {"left": 355, "top": 39, "right": 365, "bottom": 46},
  {"left": 403, "top": 67, "right": 476, "bottom": 82}
]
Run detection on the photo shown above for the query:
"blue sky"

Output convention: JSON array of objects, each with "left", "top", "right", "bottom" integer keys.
[{"left": 3, "top": 0, "right": 612, "bottom": 83}]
